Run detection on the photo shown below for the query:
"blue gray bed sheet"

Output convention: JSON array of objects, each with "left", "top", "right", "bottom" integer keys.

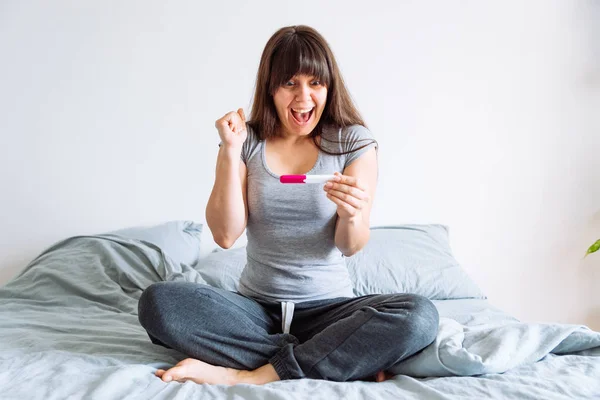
[{"left": 1, "top": 235, "right": 599, "bottom": 399}]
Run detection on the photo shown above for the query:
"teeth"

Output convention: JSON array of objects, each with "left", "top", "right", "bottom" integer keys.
[{"left": 292, "top": 108, "right": 314, "bottom": 114}]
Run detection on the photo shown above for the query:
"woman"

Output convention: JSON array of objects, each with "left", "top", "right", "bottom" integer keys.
[{"left": 138, "top": 25, "right": 439, "bottom": 385}]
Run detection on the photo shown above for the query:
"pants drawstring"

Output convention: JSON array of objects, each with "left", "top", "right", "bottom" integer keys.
[{"left": 281, "top": 301, "right": 295, "bottom": 334}]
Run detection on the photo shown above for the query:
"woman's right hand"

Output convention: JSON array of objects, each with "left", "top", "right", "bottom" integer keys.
[{"left": 215, "top": 108, "right": 248, "bottom": 150}]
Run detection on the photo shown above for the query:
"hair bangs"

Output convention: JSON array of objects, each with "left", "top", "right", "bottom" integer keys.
[{"left": 269, "top": 35, "right": 331, "bottom": 94}]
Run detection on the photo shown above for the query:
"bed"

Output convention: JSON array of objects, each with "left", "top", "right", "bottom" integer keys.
[{"left": 1, "top": 221, "right": 599, "bottom": 399}]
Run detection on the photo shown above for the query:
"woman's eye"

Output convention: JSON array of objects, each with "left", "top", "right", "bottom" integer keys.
[
  {"left": 285, "top": 81, "right": 295, "bottom": 87},
  {"left": 312, "top": 80, "right": 322, "bottom": 86}
]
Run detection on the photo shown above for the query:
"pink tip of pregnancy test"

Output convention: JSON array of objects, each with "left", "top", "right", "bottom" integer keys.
[{"left": 280, "top": 175, "right": 306, "bottom": 183}]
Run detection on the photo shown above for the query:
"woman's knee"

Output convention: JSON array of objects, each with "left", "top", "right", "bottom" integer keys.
[
  {"left": 138, "top": 282, "right": 169, "bottom": 330},
  {"left": 138, "top": 281, "right": 210, "bottom": 331},
  {"left": 377, "top": 293, "right": 439, "bottom": 344},
  {"left": 404, "top": 294, "right": 440, "bottom": 345}
]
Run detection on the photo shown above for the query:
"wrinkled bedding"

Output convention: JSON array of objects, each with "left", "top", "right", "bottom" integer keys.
[{"left": 1, "top": 236, "right": 599, "bottom": 399}]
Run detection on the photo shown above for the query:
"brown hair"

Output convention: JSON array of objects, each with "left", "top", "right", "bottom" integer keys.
[{"left": 247, "top": 25, "right": 375, "bottom": 155}]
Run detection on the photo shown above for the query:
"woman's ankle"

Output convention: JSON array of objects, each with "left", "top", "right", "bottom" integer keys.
[{"left": 236, "top": 363, "right": 281, "bottom": 385}]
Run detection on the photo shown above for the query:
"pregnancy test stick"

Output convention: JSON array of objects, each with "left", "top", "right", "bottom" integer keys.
[{"left": 280, "top": 174, "right": 336, "bottom": 184}]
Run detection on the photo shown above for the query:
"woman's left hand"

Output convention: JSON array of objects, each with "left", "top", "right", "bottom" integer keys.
[{"left": 323, "top": 172, "right": 370, "bottom": 221}]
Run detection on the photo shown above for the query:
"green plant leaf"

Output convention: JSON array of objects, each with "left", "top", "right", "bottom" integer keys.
[{"left": 585, "top": 239, "right": 600, "bottom": 257}]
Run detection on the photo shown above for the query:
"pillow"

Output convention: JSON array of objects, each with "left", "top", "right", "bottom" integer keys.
[
  {"left": 195, "top": 247, "right": 246, "bottom": 291},
  {"left": 190, "top": 224, "right": 485, "bottom": 301},
  {"left": 106, "top": 220, "right": 203, "bottom": 267},
  {"left": 346, "top": 224, "right": 486, "bottom": 300}
]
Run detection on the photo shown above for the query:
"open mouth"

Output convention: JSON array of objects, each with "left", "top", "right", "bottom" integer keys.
[{"left": 290, "top": 107, "right": 314, "bottom": 125}]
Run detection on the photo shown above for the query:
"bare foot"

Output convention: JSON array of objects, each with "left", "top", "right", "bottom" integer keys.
[
  {"left": 155, "top": 358, "right": 240, "bottom": 385},
  {"left": 155, "top": 358, "right": 281, "bottom": 386},
  {"left": 374, "top": 370, "right": 395, "bottom": 382}
]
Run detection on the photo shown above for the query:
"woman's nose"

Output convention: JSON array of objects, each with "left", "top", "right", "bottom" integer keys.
[{"left": 295, "top": 84, "right": 312, "bottom": 102}]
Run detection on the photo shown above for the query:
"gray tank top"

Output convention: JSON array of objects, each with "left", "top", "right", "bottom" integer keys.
[{"left": 236, "top": 124, "right": 377, "bottom": 303}]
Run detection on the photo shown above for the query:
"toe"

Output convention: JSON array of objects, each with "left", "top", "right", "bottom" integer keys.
[{"left": 162, "top": 365, "right": 186, "bottom": 382}]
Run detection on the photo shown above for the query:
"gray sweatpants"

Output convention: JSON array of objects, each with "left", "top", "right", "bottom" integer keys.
[{"left": 138, "top": 281, "right": 439, "bottom": 382}]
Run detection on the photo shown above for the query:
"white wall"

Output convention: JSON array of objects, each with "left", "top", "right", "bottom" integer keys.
[{"left": 1, "top": 1, "right": 599, "bottom": 328}]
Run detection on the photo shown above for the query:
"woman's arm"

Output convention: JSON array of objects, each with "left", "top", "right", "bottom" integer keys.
[
  {"left": 324, "top": 147, "right": 378, "bottom": 256},
  {"left": 205, "top": 147, "right": 248, "bottom": 248},
  {"left": 205, "top": 109, "right": 249, "bottom": 249}
]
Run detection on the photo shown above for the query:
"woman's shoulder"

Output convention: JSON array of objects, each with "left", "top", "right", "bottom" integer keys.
[
  {"left": 341, "top": 124, "right": 374, "bottom": 141},
  {"left": 321, "top": 124, "right": 376, "bottom": 153},
  {"left": 322, "top": 124, "right": 373, "bottom": 140},
  {"left": 323, "top": 124, "right": 375, "bottom": 147},
  {"left": 245, "top": 123, "right": 261, "bottom": 142},
  {"left": 241, "top": 123, "right": 263, "bottom": 163}
]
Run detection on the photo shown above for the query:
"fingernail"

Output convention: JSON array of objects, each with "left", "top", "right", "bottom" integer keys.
[
  {"left": 164, "top": 376, "right": 172, "bottom": 382},
  {"left": 325, "top": 182, "right": 332, "bottom": 188}
]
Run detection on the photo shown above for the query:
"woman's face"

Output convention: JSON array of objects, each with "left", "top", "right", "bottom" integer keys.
[{"left": 272, "top": 74, "right": 328, "bottom": 138}]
